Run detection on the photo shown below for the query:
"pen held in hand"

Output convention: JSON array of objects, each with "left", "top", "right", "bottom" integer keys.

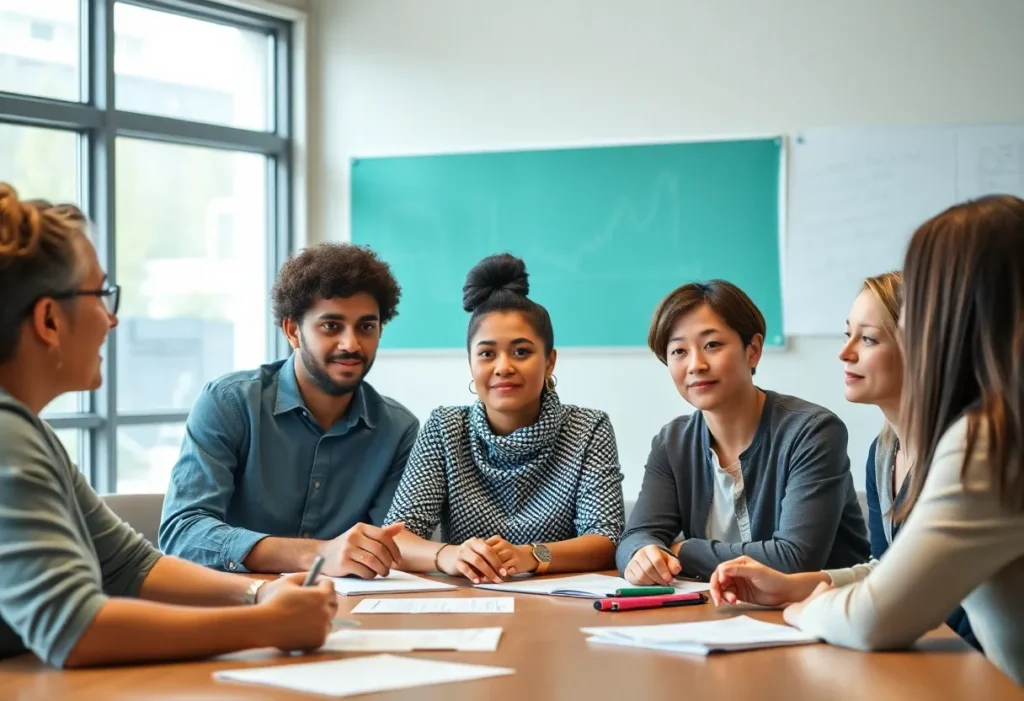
[{"left": 303, "top": 555, "right": 326, "bottom": 587}]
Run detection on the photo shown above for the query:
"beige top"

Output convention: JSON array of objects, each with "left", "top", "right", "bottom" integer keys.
[{"left": 801, "top": 415, "right": 1024, "bottom": 687}]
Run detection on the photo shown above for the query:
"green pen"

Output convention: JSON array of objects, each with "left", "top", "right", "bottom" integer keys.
[{"left": 611, "top": 586, "right": 676, "bottom": 597}]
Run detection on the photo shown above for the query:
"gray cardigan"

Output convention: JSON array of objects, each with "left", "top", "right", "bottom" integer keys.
[{"left": 617, "top": 390, "right": 870, "bottom": 579}]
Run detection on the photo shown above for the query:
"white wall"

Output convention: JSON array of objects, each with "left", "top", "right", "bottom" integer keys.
[{"left": 304, "top": 0, "right": 1024, "bottom": 498}]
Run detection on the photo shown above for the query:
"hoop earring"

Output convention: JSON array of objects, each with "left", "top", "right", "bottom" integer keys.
[
  {"left": 545, "top": 375, "right": 557, "bottom": 392},
  {"left": 468, "top": 380, "right": 477, "bottom": 395}
]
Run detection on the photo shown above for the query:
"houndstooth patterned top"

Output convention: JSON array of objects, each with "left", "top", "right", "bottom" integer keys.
[{"left": 384, "top": 391, "right": 625, "bottom": 546}]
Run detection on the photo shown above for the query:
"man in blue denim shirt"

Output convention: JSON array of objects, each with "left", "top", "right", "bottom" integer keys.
[{"left": 159, "top": 243, "right": 419, "bottom": 579}]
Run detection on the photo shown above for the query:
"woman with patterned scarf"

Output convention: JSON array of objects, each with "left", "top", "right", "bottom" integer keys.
[{"left": 384, "top": 254, "right": 626, "bottom": 583}]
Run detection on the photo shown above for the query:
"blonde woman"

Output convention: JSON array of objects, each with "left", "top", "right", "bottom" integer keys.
[{"left": 843, "top": 272, "right": 977, "bottom": 649}]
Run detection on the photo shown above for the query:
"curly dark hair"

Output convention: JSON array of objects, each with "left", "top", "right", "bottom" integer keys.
[{"left": 271, "top": 242, "right": 401, "bottom": 325}]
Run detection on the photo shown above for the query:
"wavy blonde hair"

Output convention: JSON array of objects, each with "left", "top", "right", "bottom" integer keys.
[
  {"left": 0, "top": 182, "right": 88, "bottom": 363},
  {"left": 861, "top": 270, "right": 904, "bottom": 450}
]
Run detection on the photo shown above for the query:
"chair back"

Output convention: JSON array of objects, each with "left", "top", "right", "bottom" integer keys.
[{"left": 102, "top": 493, "right": 165, "bottom": 546}]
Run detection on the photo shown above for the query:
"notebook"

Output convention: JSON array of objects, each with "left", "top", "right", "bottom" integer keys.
[
  {"left": 475, "top": 573, "right": 709, "bottom": 599},
  {"left": 214, "top": 654, "right": 514, "bottom": 697},
  {"left": 582, "top": 615, "right": 819, "bottom": 655}
]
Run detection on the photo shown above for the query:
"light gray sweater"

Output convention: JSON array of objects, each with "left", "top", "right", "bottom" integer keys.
[
  {"left": 617, "top": 390, "right": 870, "bottom": 579},
  {"left": 801, "top": 416, "right": 1024, "bottom": 687},
  {"left": 0, "top": 389, "right": 162, "bottom": 667}
]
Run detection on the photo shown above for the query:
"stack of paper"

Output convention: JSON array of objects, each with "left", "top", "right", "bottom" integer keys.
[
  {"left": 352, "top": 597, "right": 514, "bottom": 614},
  {"left": 475, "top": 573, "right": 709, "bottom": 599},
  {"left": 214, "top": 654, "right": 514, "bottom": 697},
  {"left": 325, "top": 570, "right": 458, "bottom": 596},
  {"left": 321, "top": 627, "right": 503, "bottom": 652},
  {"left": 582, "top": 615, "right": 819, "bottom": 655}
]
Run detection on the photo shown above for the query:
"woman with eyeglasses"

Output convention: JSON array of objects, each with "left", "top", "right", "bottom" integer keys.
[{"left": 0, "top": 183, "right": 337, "bottom": 668}]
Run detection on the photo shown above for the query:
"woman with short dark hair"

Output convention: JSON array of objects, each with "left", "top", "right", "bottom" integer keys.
[{"left": 618, "top": 279, "right": 870, "bottom": 584}]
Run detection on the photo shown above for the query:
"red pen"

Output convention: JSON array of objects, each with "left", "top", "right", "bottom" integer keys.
[{"left": 594, "top": 592, "right": 706, "bottom": 612}]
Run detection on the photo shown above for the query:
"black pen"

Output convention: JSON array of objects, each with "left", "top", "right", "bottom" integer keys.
[{"left": 303, "top": 555, "right": 326, "bottom": 586}]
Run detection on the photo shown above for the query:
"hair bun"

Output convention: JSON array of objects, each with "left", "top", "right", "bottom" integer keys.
[
  {"left": 462, "top": 253, "right": 530, "bottom": 312},
  {"left": 0, "top": 183, "right": 41, "bottom": 261}
]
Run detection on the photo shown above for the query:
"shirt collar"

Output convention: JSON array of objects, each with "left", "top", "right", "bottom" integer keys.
[
  {"left": 273, "top": 354, "right": 305, "bottom": 416},
  {"left": 348, "top": 381, "right": 375, "bottom": 429},
  {"left": 273, "top": 353, "right": 376, "bottom": 429}
]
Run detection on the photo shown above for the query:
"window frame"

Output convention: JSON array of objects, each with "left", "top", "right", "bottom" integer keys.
[{"left": 0, "top": 0, "right": 295, "bottom": 492}]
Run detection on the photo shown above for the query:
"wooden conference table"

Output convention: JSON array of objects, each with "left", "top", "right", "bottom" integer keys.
[{"left": 1, "top": 572, "right": 1021, "bottom": 701}]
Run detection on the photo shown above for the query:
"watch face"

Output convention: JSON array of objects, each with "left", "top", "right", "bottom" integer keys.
[{"left": 533, "top": 543, "right": 552, "bottom": 562}]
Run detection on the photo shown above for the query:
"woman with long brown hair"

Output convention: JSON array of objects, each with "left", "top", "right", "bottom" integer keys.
[
  {"left": 0, "top": 184, "right": 337, "bottom": 668},
  {"left": 709, "top": 195, "right": 1024, "bottom": 686}
]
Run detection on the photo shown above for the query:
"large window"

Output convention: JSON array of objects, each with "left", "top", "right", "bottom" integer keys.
[{"left": 0, "top": 0, "right": 294, "bottom": 494}]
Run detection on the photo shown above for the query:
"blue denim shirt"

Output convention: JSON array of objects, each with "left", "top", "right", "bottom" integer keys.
[{"left": 158, "top": 355, "right": 419, "bottom": 572}]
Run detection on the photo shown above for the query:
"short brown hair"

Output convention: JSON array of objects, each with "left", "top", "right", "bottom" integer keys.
[
  {"left": 271, "top": 242, "right": 402, "bottom": 325},
  {"left": 647, "top": 280, "right": 766, "bottom": 371}
]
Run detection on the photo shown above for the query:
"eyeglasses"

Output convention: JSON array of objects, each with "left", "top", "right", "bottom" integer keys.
[{"left": 51, "top": 284, "right": 121, "bottom": 316}]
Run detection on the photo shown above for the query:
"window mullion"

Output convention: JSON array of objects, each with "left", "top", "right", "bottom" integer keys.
[{"left": 86, "top": 0, "right": 118, "bottom": 493}]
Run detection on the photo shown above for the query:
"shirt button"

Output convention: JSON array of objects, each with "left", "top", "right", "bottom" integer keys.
[
  {"left": 314, "top": 481, "right": 321, "bottom": 489},
  {"left": 228, "top": 561, "right": 236, "bottom": 570},
  {"left": 303, "top": 532, "right": 311, "bottom": 538}
]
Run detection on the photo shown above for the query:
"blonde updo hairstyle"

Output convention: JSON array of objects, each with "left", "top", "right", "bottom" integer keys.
[{"left": 0, "top": 183, "right": 89, "bottom": 364}]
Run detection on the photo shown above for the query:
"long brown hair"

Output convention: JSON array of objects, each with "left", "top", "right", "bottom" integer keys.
[
  {"left": 861, "top": 270, "right": 904, "bottom": 450},
  {"left": 897, "top": 194, "right": 1024, "bottom": 520}
]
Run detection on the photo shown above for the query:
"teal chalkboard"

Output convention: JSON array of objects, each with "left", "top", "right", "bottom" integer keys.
[{"left": 351, "top": 138, "right": 783, "bottom": 349}]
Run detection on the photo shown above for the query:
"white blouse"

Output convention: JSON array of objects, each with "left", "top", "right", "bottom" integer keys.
[{"left": 797, "top": 416, "right": 1024, "bottom": 687}]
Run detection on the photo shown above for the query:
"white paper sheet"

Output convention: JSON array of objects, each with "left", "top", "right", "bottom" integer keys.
[
  {"left": 352, "top": 597, "right": 514, "bottom": 614},
  {"left": 475, "top": 573, "right": 709, "bottom": 599},
  {"left": 582, "top": 615, "right": 818, "bottom": 655},
  {"left": 321, "top": 627, "right": 503, "bottom": 652},
  {"left": 320, "top": 570, "right": 458, "bottom": 596},
  {"left": 214, "top": 654, "right": 514, "bottom": 697}
]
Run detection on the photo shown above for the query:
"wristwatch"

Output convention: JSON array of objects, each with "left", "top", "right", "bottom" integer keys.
[
  {"left": 530, "top": 543, "right": 551, "bottom": 575},
  {"left": 243, "top": 578, "right": 266, "bottom": 605}
]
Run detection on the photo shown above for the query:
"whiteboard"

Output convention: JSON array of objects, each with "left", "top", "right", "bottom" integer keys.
[
  {"left": 786, "top": 123, "right": 1024, "bottom": 335},
  {"left": 956, "top": 125, "right": 1024, "bottom": 201}
]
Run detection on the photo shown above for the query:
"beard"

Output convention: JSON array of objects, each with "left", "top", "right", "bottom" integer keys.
[{"left": 298, "top": 331, "right": 375, "bottom": 397}]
